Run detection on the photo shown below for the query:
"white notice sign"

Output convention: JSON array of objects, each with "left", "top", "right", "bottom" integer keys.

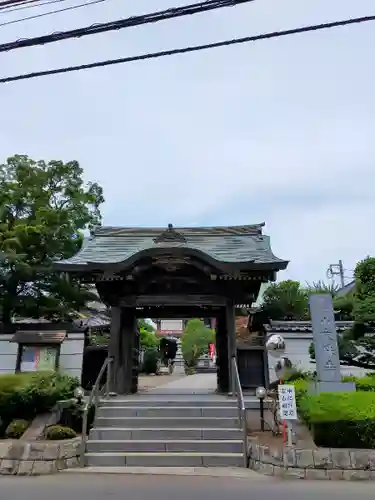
[{"left": 278, "top": 384, "right": 298, "bottom": 420}]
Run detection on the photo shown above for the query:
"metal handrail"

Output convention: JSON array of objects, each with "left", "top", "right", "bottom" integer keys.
[
  {"left": 79, "top": 356, "right": 113, "bottom": 466},
  {"left": 231, "top": 356, "right": 248, "bottom": 468}
]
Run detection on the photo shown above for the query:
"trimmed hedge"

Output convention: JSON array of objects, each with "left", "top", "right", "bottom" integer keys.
[
  {"left": 0, "top": 372, "right": 80, "bottom": 434},
  {"left": 298, "top": 391, "right": 375, "bottom": 449},
  {"left": 5, "top": 419, "right": 29, "bottom": 439},
  {"left": 45, "top": 425, "right": 77, "bottom": 440}
]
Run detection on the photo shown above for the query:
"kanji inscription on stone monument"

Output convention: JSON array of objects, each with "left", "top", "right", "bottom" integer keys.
[{"left": 309, "top": 294, "right": 355, "bottom": 393}]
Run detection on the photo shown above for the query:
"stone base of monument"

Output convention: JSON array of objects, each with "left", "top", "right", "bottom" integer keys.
[{"left": 308, "top": 381, "right": 356, "bottom": 394}]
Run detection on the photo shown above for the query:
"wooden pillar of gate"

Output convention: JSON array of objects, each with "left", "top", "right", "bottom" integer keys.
[
  {"left": 109, "top": 306, "right": 138, "bottom": 394},
  {"left": 226, "top": 299, "right": 237, "bottom": 394},
  {"left": 215, "top": 309, "right": 229, "bottom": 393}
]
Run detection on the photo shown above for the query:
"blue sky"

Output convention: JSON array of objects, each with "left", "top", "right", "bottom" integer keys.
[{"left": 0, "top": 0, "right": 373, "bottom": 285}]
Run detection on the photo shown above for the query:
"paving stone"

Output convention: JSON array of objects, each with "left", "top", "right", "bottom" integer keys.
[
  {"left": 65, "top": 457, "right": 80, "bottom": 469},
  {"left": 342, "top": 469, "right": 371, "bottom": 480},
  {"left": 17, "top": 460, "right": 35, "bottom": 476},
  {"left": 368, "top": 452, "right": 375, "bottom": 471},
  {"left": 43, "top": 444, "right": 60, "bottom": 460},
  {"left": 283, "top": 468, "right": 305, "bottom": 479},
  {"left": 32, "top": 460, "right": 57, "bottom": 475},
  {"left": 295, "top": 449, "right": 314, "bottom": 468},
  {"left": 28, "top": 442, "right": 49, "bottom": 459},
  {"left": 349, "top": 450, "right": 370, "bottom": 470},
  {"left": 331, "top": 450, "right": 351, "bottom": 469},
  {"left": 0, "top": 441, "right": 12, "bottom": 459},
  {"left": 259, "top": 445, "right": 273, "bottom": 464},
  {"left": 0, "top": 459, "right": 19, "bottom": 474},
  {"left": 305, "top": 468, "right": 328, "bottom": 480},
  {"left": 283, "top": 447, "right": 297, "bottom": 467},
  {"left": 327, "top": 469, "right": 344, "bottom": 480},
  {"left": 257, "top": 463, "right": 274, "bottom": 476},
  {"left": 313, "top": 449, "right": 333, "bottom": 469},
  {"left": 272, "top": 465, "right": 286, "bottom": 478}
]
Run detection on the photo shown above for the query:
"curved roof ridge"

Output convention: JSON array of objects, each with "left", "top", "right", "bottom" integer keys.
[{"left": 94, "top": 223, "right": 265, "bottom": 237}]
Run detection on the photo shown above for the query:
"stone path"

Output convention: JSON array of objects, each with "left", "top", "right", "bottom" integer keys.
[
  {"left": 146, "top": 372, "right": 217, "bottom": 394},
  {"left": 138, "top": 372, "right": 186, "bottom": 392}
]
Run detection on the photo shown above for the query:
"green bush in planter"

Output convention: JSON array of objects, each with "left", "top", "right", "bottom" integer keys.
[
  {"left": 45, "top": 425, "right": 77, "bottom": 440},
  {"left": 0, "top": 372, "right": 80, "bottom": 424},
  {"left": 298, "top": 391, "right": 375, "bottom": 449},
  {"left": 22, "top": 372, "right": 80, "bottom": 415},
  {"left": 143, "top": 348, "right": 159, "bottom": 374},
  {"left": 354, "top": 376, "right": 375, "bottom": 392},
  {"left": 5, "top": 419, "right": 29, "bottom": 439}
]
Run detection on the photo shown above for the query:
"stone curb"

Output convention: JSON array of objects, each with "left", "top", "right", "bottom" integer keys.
[
  {"left": 249, "top": 441, "right": 375, "bottom": 480},
  {"left": 61, "top": 466, "right": 268, "bottom": 478},
  {"left": 0, "top": 438, "right": 81, "bottom": 476}
]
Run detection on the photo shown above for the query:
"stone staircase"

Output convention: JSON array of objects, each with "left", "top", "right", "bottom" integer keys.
[{"left": 85, "top": 395, "right": 245, "bottom": 467}]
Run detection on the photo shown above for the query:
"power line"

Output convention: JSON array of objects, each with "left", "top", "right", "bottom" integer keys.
[
  {"left": 0, "top": 0, "right": 255, "bottom": 53},
  {"left": 0, "top": 0, "right": 67, "bottom": 13},
  {"left": 0, "top": 0, "right": 107, "bottom": 28},
  {"left": 0, "top": 14, "right": 373, "bottom": 84},
  {"left": 0, "top": 0, "right": 44, "bottom": 10}
]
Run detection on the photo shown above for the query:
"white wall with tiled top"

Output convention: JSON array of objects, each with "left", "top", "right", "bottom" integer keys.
[
  {"left": 268, "top": 332, "right": 371, "bottom": 382},
  {"left": 0, "top": 332, "right": 85, "bottom": 381},
  {"left": 58, "top": 332, "right": 85, "bottom": 381},
  {"left": 0, "top": 334, "right": 18, "bottom": 374}
]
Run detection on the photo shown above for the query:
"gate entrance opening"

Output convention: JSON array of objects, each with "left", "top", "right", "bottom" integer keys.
[{"left": 54, "top": 223, "right": 288, "bottom": 394}]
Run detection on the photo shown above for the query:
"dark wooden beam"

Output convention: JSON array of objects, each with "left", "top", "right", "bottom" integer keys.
[
  {"left": 120, "top": 294, "right": 228, "bottom": 307},
  {"left": 135, "top": 306, "right": 222, "bottom": 318}
]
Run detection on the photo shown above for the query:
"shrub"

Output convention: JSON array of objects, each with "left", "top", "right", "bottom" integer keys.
[
  {"left": 283, "top": 367, "right": 315, "bottom": 382},
  {"left": 185, "top": 366, "right": 196, "bottom": 376},
  {"left": 287, "top": 378, "right": 309, "bottom": 403},
  {"left": 0, "top": 371, "right": 80, "bottom": 424},
  {"left": 142, "top": 348, "right": 159, "bottom": 374},
  {"left": 298, "top": 391, "right": 375, "bottom": 448},
  {"left": 59, "top": 400, "right": 95, "bottom": 434},
  {"left": 45, "top": 425, "right": 77, "bottom": 440},
  {"left": 4, "top": 419, "right": 29, "bottom": 439},
  {"left": 354, "top": 376, "right": 375, "bottom": 392}
]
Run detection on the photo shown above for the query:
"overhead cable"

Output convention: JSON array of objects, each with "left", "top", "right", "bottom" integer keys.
[
  {"left": 0, "top": 0, "right": 68, "bottom": 14},
  {"left": 0, "top": 0, "right": 107, "bottom": 28},
  {"left": 0, "top": 0, "right": 255, "bottom": 53},
  {"left": 1, "top": 14, "right": 373, "bottom": 84},
  {"left": 0, "top": 0, "right": 43, "bottom": 10}
]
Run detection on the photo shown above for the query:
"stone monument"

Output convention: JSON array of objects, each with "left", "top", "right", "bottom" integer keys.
[{"left": 309, "top": 294, "right": 355, "bottom": 393}]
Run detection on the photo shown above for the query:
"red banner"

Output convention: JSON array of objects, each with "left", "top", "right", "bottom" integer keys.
[{"left": 209, "top": 343, "right": 216, "bottom": 359}]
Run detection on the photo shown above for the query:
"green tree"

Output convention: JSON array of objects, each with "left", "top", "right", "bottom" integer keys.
[
  {"left": 261, "top": 280, "right": 309, "bottom": 320},
  {"left": 181, "top": 318, "right": 215, "bottom": 367},
  {"left": 310, "top": 258, "right": 375, "bottom": 369},
  {"left": 138, "top": 320, "right": 159, "bottom": 349},
  {"left": 0, "top": 155, "right": 104, "bottom": 325}
]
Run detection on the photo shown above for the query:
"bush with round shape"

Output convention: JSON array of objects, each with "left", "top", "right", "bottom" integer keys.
[
  {"left": 298, "top": 391, "right": 375, "bottom": 449},
  {"left": 142, "top": 347, "right": 159, "bottom": 374},
  {"left": 45, "top": 425, "right": 77, "bottom": 440},
  {"left": 4, "top": 419, "right": 29, "bottom": 439}
]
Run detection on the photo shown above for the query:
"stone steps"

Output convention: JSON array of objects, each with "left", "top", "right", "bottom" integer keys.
[
  {"left": 86, "top": 396, "right": 246, "bottom": 468},
  {"left": 86, "top": 439, "right": 243, "bottom": 453},
  {"left": 85, "top": 452, "right": 244, "bottom": 467},
  {"left": 97, "top": 406, "right": 238, "bottom": 418},
  {"left": 95, "top": 417, "right": 239, "bottom": 428},
  {"left": 90, "top": 427, "right": 243, "bottom": 440},
  {"left": 100, "top": 398, "right": 239, "bottom": 407}
]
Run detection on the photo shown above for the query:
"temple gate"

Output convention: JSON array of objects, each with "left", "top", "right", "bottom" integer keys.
[{"left": 54, "top": 223, "right": 288, "bottom": 394}]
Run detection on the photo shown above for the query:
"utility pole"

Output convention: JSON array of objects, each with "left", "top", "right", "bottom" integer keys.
[{"left": 326, "top": 260, "right": 345, "bottom": 289}]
